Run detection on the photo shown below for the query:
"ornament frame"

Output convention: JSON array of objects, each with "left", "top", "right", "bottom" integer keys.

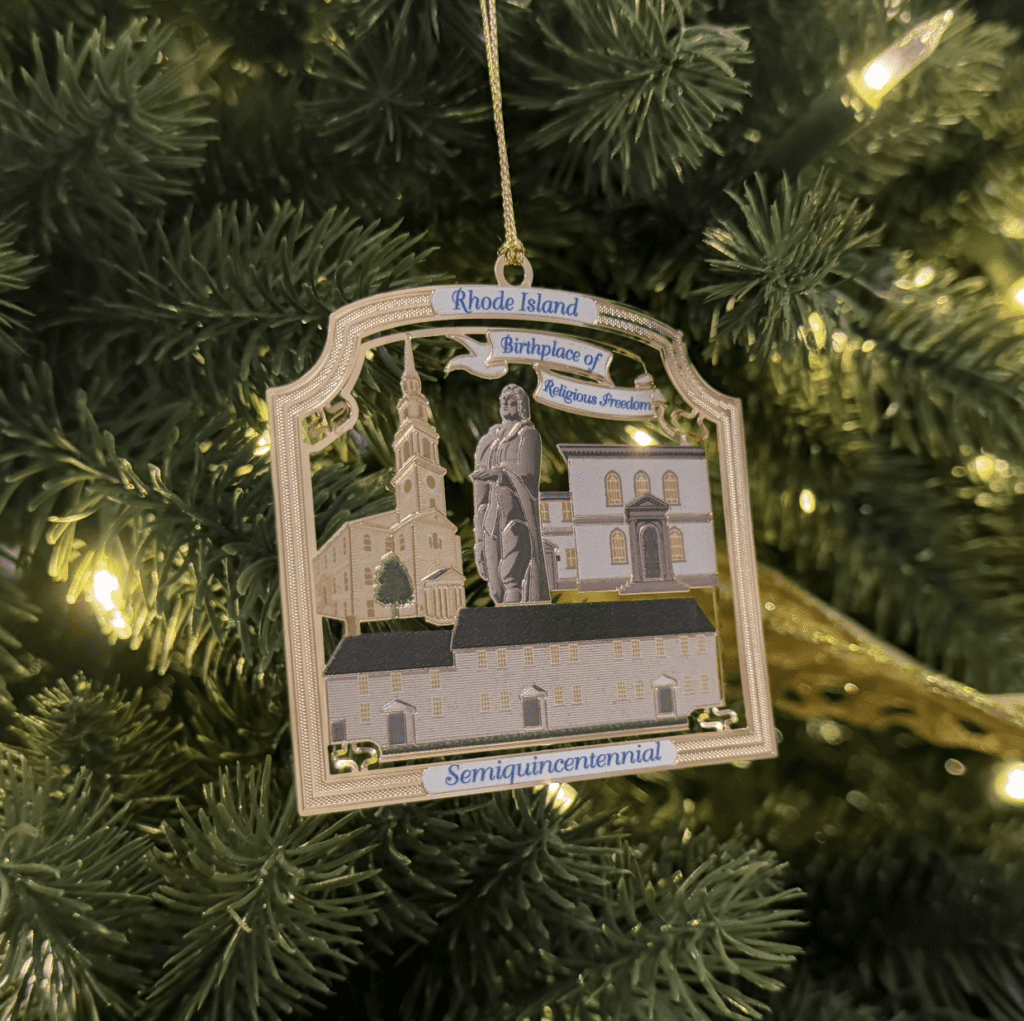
[{"left": 268, "top": 282, "right": 775, "bottom": 815}]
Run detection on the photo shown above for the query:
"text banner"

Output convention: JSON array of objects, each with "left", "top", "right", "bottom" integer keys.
[
  {"left": 533, "top": 368, "right": 656, "bottom": 419},
  {"left": 445, "top": 330, "right": 613, "bottom": 381},
  {"left": 423, "top": 739, "right": 678, "bottom": 794},
  {"left": 432, "top": 285, "right": 599, "bottom": 324}
]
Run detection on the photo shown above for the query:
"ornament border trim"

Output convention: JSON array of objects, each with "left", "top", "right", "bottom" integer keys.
[{"left": 268, "top": 285, "right": 776, "bottom": 814}]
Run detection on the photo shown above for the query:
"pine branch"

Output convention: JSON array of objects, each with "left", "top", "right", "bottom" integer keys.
[
  {"left": 82, "top": 202, "right": 438, "bottom": 390},
  {"left": 144, "top": 758, "right": 379, "bottom": 1021},
  {"left": 512, "top": 0, "right": 752, "bottom": 197},
  {"left": 8, "top": 672, "right": 186, "bottom": 808},
  {"left": 301, "top": 7, "right": 489, "bottom": 180},
  {"left": 699, "top": 173, "right": 881, "bottom": 360},
  {"left": 801, "top": 841, "right": 1024, "bottom": 1021},
  {"left": 0, "top": 218, "right": 38, "bottom": 355},
  {"left": 0, "top": 19, "right": 216, "bottom": 252},
  {"left": 0, "top": 758, "right": 155, "bottom": 1021},
  {"left": 0, "top": 570, "right": 43, "bottom": 684}
]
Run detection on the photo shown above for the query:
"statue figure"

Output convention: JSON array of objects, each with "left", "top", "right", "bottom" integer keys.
[{"left": 471, "top": 384, "right": 551, "bottom": 605}]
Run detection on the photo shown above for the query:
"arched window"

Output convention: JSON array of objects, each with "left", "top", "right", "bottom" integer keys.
[
  {"left": 662, "top": 471, "right": 680, "bottom": 505},
  {"left": 634, "top": 472, "right": 650, "bottom": 498},
  {"left": 605, "top": 472, "right": 622, "bottom": 506},
  {"left": 363, "top": 534, "right": 372, "bottom": 551},
  {"left": 610, "top": 530, "right": 627, "bottom": 564},
  {"left": 670, "top": 529, "right": 685, "bottom": 562}
]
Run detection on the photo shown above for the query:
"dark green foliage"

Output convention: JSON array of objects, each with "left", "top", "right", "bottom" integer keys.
[
  {"left": 802, "top": 841, "right": 1024, "bottom": 1021},
  {"left": 0, "top": 758, "right": 154, "bottom": 1021},
  {"left": 0, "top": 19, "right": 216, "bottom": 251},
  {"left": 0, "top": 218, "right": 38, "bottom": 354},
  {"left": 8, "top": 672, "right": 185, "bottom": 805},
  {"left": 764, "top": 970, "right": 885, "bottom": 1021},
  {"left": 146, "top": 758, "right": 379, "bottom": 1021},
  {"left": 375, "top": 551, "right": 414, "bottom": 615},
  {"left": 302, "top": 9, "right": 488, "bottom": 179},
  {"left": 0, "top": 570, "right": 43, "bottom": 683},
  {"left": 84, "top": 201, "right": 436, "bottom": 387},
  {"left": 701, "top": 175, "right": 881, "bottom": 359},
  {"left": 515, "top": 0, "right": 752, "bottom": 197}
]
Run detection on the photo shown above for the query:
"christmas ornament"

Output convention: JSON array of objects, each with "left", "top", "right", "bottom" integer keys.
[{"left": 267, "top": 0, "right": 775, "bottom": 813}]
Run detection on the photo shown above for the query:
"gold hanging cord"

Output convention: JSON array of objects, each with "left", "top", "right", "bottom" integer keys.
[{"left": 480, "top": 0, "right": 530, "bottom": 283}]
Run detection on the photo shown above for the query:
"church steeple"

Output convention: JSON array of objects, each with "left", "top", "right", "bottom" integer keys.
[{"left": 392, "top": 339, "right": 446, "bottom": 522}]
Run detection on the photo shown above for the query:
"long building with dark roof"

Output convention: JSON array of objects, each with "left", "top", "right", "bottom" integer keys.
[{"left": 323, "top": 599, "right": 720, "bottom": 752}]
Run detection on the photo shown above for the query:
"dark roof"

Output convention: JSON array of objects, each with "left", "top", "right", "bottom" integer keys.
[
  {"left": 451, "top": 599, "right": 714, "bottom": 649},
  {"left": 558, "top": 443, "right": 705, "bottom": 460},
  {"left": 325, "top": 629, "right": 454, "bottom": 676}
]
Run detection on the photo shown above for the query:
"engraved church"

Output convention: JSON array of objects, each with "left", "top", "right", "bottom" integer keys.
[{"left": 312, "top": 340, "right": 466, "bottom": 634}]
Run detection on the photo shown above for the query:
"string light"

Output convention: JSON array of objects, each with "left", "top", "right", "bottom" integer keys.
[
  {"left": 798, "top": 489, "right": 817, "bottom": 514},
  {"left": 89, "top": 568, "right": 131, "bottom": 636},
  {"left": 628, "top": 427, "right": 656, "bottom": 446},
  {"left": 764, "top": 11, "right": 954, "bottom": 175},
  {"left": 992, "top": 761, "right": 1024, "bottom": 805},
  {"left": 846, "top": 11, "right": 954, "bottom": 110},
  {"left": 547, "top": 783, "right": 577, "bottom": 810}
]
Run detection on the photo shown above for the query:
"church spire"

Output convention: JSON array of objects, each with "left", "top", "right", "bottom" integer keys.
[{"left": 401, "top": 336, "right": 422, "bottom": 397}]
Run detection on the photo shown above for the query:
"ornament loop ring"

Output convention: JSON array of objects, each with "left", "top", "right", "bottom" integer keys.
[{"left": 494, "top": 254, "right": 533, "bottom": 288}]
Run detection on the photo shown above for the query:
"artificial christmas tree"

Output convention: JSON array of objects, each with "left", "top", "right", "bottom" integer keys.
[{"left": 1, "top": 1, "right": 1024, "bottom": 1020}]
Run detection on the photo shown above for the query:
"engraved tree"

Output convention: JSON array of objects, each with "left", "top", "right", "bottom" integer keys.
[{"left": 375, "top": 554, "right": 414, "bottom": 618}]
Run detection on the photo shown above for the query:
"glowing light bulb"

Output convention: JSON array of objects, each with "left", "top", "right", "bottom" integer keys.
[
  {"left": 847, "top": 10, "right": 954, "bottom": 109},
  {"left": 254, "top": 429, "right": 271, "bottom": 456},
  {"left": 993, "top": 762, "right": 1024, "bottom": 804},
  {"left": 632, "top": 429, "right": 655, "bottom": 446},
  {"left": 547, "top": 783, "right": 577, "bottom": 810},
  {"left": 799, "top": 489, "right": 817, "bottom": 514},
  {"left": 92, "top": 570, "right": 119, "bottom": 611},
  {"left": 862, "top": 62, "right": 893, "bottom": 91},
  {"left": 1013, "top": 281, "right": 1024, "bottom": 308}
]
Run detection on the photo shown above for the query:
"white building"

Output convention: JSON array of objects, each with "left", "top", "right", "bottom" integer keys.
[
  {"left": 312, "top": 340, "right": 465, "bottom": 634},
  {"left": 324, "top": 599, "right": 721, "bottom": 752},
  {"left": 539, "top": 444, "right": 717, "bottom": 595}
]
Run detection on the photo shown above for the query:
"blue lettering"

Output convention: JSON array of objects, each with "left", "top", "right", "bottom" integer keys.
[{"left": 446, "top": 764, "right": 462, "bottom": 786}]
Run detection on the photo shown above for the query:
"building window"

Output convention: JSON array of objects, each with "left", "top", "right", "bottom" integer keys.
[
  {"left": 497, "top": 649, "right": 507, "bottom": 668},
  {"left": 617, "top": 680, "right": 627, "bottom": 700},
  {"left": 634, "top": 472, "right": 650, "bottom": 498},
  {"left": 610, "top": 530, "right": 627, "bottom": 564},
  {"left": 430, "top": 669, "right": 440, "bottom": 688},
  {"left": 501, "top": 691, "right": 510, "bottom": 710},
  {"left": 554, "top": 686, "right": 564, "bottom": 705},
  {"left": 663, "top": 472, "right": 680, "bottom": 505},
  {"left": 523, "top": 646, "right": 534, "bottom": 666},
  {"left": 360, "top": 703, "right": 370, "bottom": 723},
  {"left": 522, "top": 697, "right": 542, "bottom": 729},
  {"left": 680, "top": 636, "right": 690, "bottom": 655},
  {"left": 569, "top": 643, "right": 579, "bottom": 662},
  {"left": 364, "top": 535, "right": 372, "bottom": 551},
  {"left": 701, "top": 674, "right": 710, "bottom": 693},
  {"left": 343, "top": 573, "right": 349, "bottom": 592},
  {"left": 670, "top": 529, "right": 685, "bottom": 562},
  {"left": 364, "top": 567, "right": 373, "bottom": 585},
  {"left": 656, "top": 686, "right": 675, "bottom": 716},
  {"left": 684, "top": 676, "right": 693, "bottom": 693},
  {"left": 399, "top": 533, "right": 406, "bottom": 551},
  {"left": 563, "top": 500, "right": 574, "bottom": 521},
  {"left": 330, "top": 719, "right": 346, "bottom": 743},
  {"left": 698, "top": 636, "right": 707, "bottom": 654},
  {"left": 358, "top": 674, "right": 369, "bottom": 695},
  {"left": 481, "top": 693, "right": 491, "bottom": 711},
  {"left": 566, "top": 548, "right": 578, "bottom": 569},
  {"left": 391, "top": 672, "right": 402, "bottom": 691},
  {"left": 385, "top": 535, "right": 394, "bottom": 553},
  {"left": 631, "top": 639, "right": 641, "bottom": 658},
  {"left": 655, "top": 638, "right": 665, "bottom": 656},
  {"left": 539, "top": 501, "right": 550, "bottom": 522},
  {"left": 478, "top": 650, "right": 488, "bottom": 669},
  {"left": 430, "top": 532, "right": 441, "bottom": 549},
  {"left": 614, "top": 640, "right": 623, "bottom": 659},
  {"left": 433, "top": 697, "right": 443, "bottom": 717},
  {"left": 635, "top": 679, "right": 644, "bottom": 698},
  {"left": 605, "top": 472, "right": 622, "bottom": 506},
  {"left": 549, "top": 645, "right": 560, "bottom": 665},
  {"left": 572, "top": 685, "right": 582, "bottom": 703},
  {"left": 366, "top": 600, "right": 376, "bottom": 616}
]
